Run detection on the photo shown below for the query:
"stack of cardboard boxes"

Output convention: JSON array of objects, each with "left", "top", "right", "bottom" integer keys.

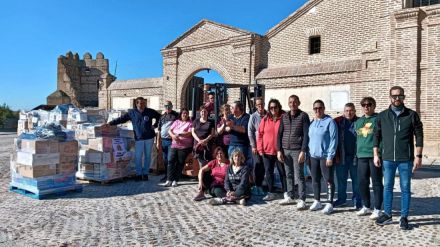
[
  {"left": 10, "top": 138, "right": 80, "bottom": 196},
  {"left": 75, "top": 125, "right": 134, "bottom": 182}
]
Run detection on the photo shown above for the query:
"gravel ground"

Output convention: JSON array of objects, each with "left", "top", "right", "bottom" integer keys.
[{"left": 0, "top": 131, "right": 439, "bottom": 247}]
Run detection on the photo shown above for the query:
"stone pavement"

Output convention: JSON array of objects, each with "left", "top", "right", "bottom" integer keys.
[{"left": 0, "top": 131, "right": 438, "bottom": 247}]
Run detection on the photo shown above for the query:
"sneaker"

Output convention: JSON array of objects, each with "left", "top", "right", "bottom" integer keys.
[
  {"left": 356, "top": 206, "right": 372, "bottom": 216},
  {"left": 333, "top": 200, "right": 347, "bottom": 208},
  {"left": 263, "top": 192, "right": 276, "bottom": 201},
  {"left": 239, "top": 198, "right": 246, "bottom": 206},
  {"left": 370, "top": 209, "right": 382, "bottom": 220},
  {"left": 193, "top": 192, "right": 206, "bottom": 201},
  {"left": 296, "top": 200, "right": 307, "bottom": 210},
  {"left": 161, "top": 181, "right": 172, "bottom": 187},
  {"left": 321, "top": 203, "right": 334, "bottom": 215},
  {"left": 279, "top": 196, "right": 296, "bottom": 205},
  {"left": 309, "top": 200, "right": 323, "bottom": 211},
  {"left": 376, "top": 213, "right": 393, "bottom": 226},
  {"left": 208, "top": 198, "right": 225, "bottom": 206},
  {"left": 400, "top": 217, "right": 410, "bottom": 230},
  {"left": 171, "top": 181, "right": 178, "bottom": 187}
]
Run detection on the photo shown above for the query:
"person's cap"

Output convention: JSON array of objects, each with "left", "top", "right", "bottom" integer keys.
[{"left": 164, "top": 101, "right": 173, "bottom": 107}]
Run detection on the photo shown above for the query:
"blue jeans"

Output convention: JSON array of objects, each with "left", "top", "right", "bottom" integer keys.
[
  {"left": 134, "top": 139, "right": 154, "bottom": 175},
  {"left": 228, "top": 145, "right": 253, "bottom": 168},
  {"left": 383, "top": 160, "right": 413, "bottom": 217},
  {"left": 161, "top": 138, "right": 172, "bottom": 172},
  {"left": 335, "top": 155, "right": 361, "bottom": 206}
]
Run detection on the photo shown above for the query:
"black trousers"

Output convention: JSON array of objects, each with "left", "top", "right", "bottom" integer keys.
[
  {"left": 357, "top": 157, "right": 383, "bottom": 209},
  {"left": 309, "top": 157, "right": 335, "bottom": 202},
  {"left": 167, "top": 147, "right": 192, "bottom": 182},
  {"left": 263, "top": 154, "right": 287, "bottom": 193},
  {"left": 252, "top": 153, "right": 265, "bottom": 187},
  {"left": 202, "top": 172, "right": 226, "bottom": 198}
]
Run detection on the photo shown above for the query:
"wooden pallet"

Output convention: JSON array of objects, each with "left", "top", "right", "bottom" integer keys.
[
  {"left": 9, "top": 183, "right": 82, "bottom": 200},
  {"left": 76, "top": 174, "right": 126, "bottom": 185}
]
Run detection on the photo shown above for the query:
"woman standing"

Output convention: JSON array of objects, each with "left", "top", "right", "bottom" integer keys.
[
  {"left": 162, "top": 108, "right": 193, "bottom": 187},
  {"left": 191, "top": 105, "right": 215, "bottom": 167},
  {"left": 258, "top": 99, "right": 287, "bottom": 202},
  {"left": 355, "top": 97, "right": 383, "bottom": 219},
  {"left": 193, "top": 147, "right": 230, "bottom": 201},
  {"left": 308, "top": 100, "right": 338, "bottom": 215},
  {"left": 215, "top": 104, "right": 231, "bottom": 156}
]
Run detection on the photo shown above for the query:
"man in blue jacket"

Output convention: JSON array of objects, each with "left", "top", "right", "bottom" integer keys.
[
  {"left": 105, "top": 97, "right": 161, "bottom": 180},
  {"left": 374, "top": 86, "right": 423, "bottom": 230}
]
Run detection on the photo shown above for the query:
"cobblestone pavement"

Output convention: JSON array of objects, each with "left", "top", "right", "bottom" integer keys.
[{"left": 0, "top": 131, "right": 439, "bottom": 247}]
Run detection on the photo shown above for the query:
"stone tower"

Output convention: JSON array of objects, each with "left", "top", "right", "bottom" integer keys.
[{"left": 47, "top": 51, "right": 115, "bottom": 107}]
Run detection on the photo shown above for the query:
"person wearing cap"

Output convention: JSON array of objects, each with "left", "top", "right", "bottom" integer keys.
[
  {"left": 158, "top": 100, "right": 179, "bottom": 182},
  {"left": 105, "top": 97, "right": 161, "bottom": 180}
]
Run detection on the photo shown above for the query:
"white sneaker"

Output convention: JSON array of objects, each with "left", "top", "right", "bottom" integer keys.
[
  {"left": 171, "top": 181, "right": 177, "bottom": 187},
  {"left": 208, "top": 198, "right": 224, "bottom": 206},
  {"left": 239, "top": 198, "right": 246, "bottom": 206},
  {"left": 321, "top": 203, "right": 334, "bottom": 215},
  {"left": 161, "top": 181, "right": 172, "bottom": 187},
  {"left": 356, "top": 206, "right": 372, "bottom": 216},
  {"left": 279, "top": 196, "right": 295, "bottom": 205},
  {"left": 263, "top": 192, "right": 276, "bottom": 201},
  {"left": 370, "top": 209, "right": 382, "bottom": 220},
  {"left": 309, "top": 200, "right": 323, "bottom": 211},
  {"left": 296, "top": 200, "right": 307, "bottom": 210}
]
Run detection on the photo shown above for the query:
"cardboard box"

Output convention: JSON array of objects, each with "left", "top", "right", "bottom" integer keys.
[
  {"left": 88, "top": 137, "right": 113, "bottom": 152},
  {"left": 75, "top": 129, "right": 89, "bottom": 141},
  {"left": 21, "top": 139, "right": 59, "bottom": 154},
  {"left": 59, "top": 140, "right": 79, "bottom": 155},
  {"left": 68, "top": 108, "right": 88, "bottom": 122},
  {"left": 17, "top": 164, "right": 58, "bottom": 178},
  {"left": 16, "top": 152, "right": 60, "bottom": 166},
  {"left": 87, "top": 125, "right": 117, "bottom": 138},
  {"left": 58, "top": 163, "right": 76, "bottom": 174},
  {"left": 112, "top": 138, "right": 127, "bottom": 152},
  {"left": 60, "top": 154, "right": 78, "bottom": 164}
]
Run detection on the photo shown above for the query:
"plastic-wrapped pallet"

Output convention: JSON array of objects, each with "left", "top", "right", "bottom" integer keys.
[{"left": 9, "top": 131, "right": 81, "bottom": 199}]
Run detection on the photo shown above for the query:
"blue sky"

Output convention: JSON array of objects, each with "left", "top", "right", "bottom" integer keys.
[{"left": 0, "top": 0, "right": 307, "bottom": 110}]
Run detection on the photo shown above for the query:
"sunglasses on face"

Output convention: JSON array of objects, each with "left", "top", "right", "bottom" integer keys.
[
  {"left": 361, "top": 103, "right": 373, "bottom": 107},
  {"left": 391, "top": 95, "right": 405, "bottom": 100},
  {"left": 313, "top": 107, "right": 324, "bottom": 111}
]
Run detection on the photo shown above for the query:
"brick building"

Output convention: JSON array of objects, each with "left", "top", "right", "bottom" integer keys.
[{"left": 51, "top": 0, "right": 440, "bottom": 157}]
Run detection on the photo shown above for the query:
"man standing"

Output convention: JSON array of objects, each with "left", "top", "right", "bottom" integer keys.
[
  {"left": 333, "top": 103, "right": 362, "bottom": 209},
  {"left": 248, "top": 97, "right": 266, "bottom": 196},
  {"left": 374, "top": 86, "right": 423, "bottom": 230},
  {"left": 277, "top": 95, "right": 310, "bottom": 209},
  {"left": 204, "top": 92, "right": 215, "bottom": 115},
  {"left": 106, "top": 97, "right": 161, "bottom": 180},
  {"left": 157, "top": 101, "right": 179, "bottom": 182},
  {"left": 226, "top": 101, "right": 252, "bottom": 168}
]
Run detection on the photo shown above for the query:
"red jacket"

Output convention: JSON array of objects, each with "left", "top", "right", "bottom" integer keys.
[{"left": 257, "top": 114, "right": 282, "bottom": 155}]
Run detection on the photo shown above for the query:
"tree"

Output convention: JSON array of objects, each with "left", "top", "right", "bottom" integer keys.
[{"left": 0, "top": 103, "right": 18, "bottom": 127}]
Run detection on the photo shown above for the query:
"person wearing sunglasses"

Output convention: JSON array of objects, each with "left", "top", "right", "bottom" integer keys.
[
  {"left": 333, "top": 103, "right": 362, "bottom": 210},
  {"left": 257, "top": 99, "right": 286, "bottom": 201},
  {"left": 374, "top": 86, "right": 424, "bottom": 230},
  {"left": 354, "top": 97, "right": 383, "bottom": 219},
  {"left": 308, "top": 100, "right": 338, "bottom": 215}
]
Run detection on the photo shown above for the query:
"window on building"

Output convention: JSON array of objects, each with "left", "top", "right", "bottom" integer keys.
[
  {"left": 309, "top": 36, "right": 321, "bottom": 55},
  {"left": 413, "top": 0, "right": 439, "bottom": 7}
]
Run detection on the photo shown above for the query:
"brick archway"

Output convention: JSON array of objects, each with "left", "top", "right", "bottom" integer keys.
[{"left": 160, "top": 20, "right": 265, "bottom": 109}]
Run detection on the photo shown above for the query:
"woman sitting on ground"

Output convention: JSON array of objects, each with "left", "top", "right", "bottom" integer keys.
[
  {"left": 193, "top": 147, "right": 230, "bottom": 201},
  {"left": 209, "top": 149, "right": 251, "bottom": 206}
]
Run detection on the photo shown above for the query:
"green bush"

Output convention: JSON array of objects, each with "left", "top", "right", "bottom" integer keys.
[{"left": 0, "top": 103, "right": 18, "bottom": 126}]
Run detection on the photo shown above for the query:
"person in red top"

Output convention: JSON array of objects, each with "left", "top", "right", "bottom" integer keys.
[
  {"left": 257, "top": 99, "right": 286, "bottom": 201},
  {"left": 193, "top": 147, "right": 230, "bottom": 201}
]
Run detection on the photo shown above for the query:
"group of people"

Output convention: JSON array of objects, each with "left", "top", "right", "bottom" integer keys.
[{"left": 106, "top": 85, "right": 423, "bottom": 231}]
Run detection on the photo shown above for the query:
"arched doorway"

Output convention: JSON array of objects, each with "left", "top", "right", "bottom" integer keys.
[{"left": 182, "top": 69, "right": 225, "bottom": 112}]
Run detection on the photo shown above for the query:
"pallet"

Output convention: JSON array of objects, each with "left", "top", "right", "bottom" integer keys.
[
  {"left": 76, "top": 173, "right": 125, "bottom": 185},
  {"left": 9, "top": 183, "right": 82, "bottom": 200}
]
